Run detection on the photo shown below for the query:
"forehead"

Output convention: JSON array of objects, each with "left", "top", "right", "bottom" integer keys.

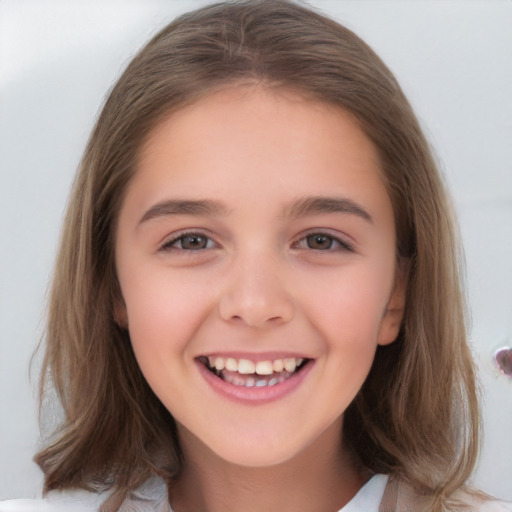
[
  {"left": 123, "top": 85, "right": 391, "bottom": 225},
  {"left": 141, "top": 87, "right": 380, "bottom": 175}
]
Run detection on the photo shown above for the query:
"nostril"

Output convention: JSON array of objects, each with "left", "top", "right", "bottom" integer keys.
[{"left": 218, "top": 278, "right": 295, "bottom": 327}]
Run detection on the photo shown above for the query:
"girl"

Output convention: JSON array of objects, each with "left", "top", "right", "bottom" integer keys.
[{"left": 1, "top": 1, "right": 510, "bottom": 511}]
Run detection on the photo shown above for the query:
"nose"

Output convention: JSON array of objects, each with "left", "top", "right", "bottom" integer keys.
[{"left": 218, "top": 251, "right": 295, "bottom": 328}]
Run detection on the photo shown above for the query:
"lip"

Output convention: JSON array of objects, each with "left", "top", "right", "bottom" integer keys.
[{"left": 196, "top": 357, "right": 314, "bottom": 405}]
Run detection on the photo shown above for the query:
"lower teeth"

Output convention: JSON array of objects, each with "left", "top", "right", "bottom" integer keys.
[{"left": 222, "top": 372, "right": 289, "bottom": 387}]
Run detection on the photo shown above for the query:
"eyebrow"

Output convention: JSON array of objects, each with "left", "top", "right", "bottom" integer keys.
[
  {"left": 138, "top": 199, "right": 230, "bottom": 225},
  {"left": 286, "top": 196, "right": 373, "bottom": 223},
  {"left": 138, "top": 195, "right": 373, "bottom": 226}
]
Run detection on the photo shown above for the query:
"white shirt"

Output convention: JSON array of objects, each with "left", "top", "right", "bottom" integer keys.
[
  {"left": 0, "top": 474, "right": 388, "bottom": 511},
  {"left": 2, "top": 474, "right": 511, "bottom": 511}
]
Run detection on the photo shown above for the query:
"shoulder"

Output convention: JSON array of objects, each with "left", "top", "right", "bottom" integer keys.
[
  {"left": 0, "top": 477, "right": 169, "bottom": 512},
  {"left": 453, "top": 493, "right": 512, "bottom": 512},
  {"left": 381, "top": 477, "right": 512, "bottom": 512},
  {"left": 115, "top": 477, "right": 170, "bottom": 511},
  {"left": 0, "top": 489, "right": 106, "bottom": 512}
]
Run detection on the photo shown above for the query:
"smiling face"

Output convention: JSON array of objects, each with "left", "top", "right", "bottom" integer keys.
[{"left": 115, "top": 86, "right": 404, "bottom": 469}]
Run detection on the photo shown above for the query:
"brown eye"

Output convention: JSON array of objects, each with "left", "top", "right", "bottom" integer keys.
[
  {"left": 178, "top": 234, "right": 209, "bottom": 250},
  {"left": 306, "top": 234, "right": 335, "bottom": 250},
  {"left": 161, "top": 233, "right": 213, "bottom": 251},
  {"left": 291, "top": 232, "right": 354, "bottom": 253}
]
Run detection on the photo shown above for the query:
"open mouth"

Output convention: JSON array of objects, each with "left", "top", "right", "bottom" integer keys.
[{"left": 197, "top": 355, "right": 311, "bottom": 388}]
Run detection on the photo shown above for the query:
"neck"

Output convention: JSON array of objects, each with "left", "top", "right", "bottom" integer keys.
[{"left": 169, "top": 420, "right": 366, "bottom": 512}]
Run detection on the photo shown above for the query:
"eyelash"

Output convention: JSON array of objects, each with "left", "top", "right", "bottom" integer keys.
[
  {"left": 291, "top": 232, "right": 354, "bottom": 252},
  {"left": 160, "top": 230, "right": 354, "bottom": 253},
  {"left": 160, "top": 231, "right": 216, "bottom": 252}
]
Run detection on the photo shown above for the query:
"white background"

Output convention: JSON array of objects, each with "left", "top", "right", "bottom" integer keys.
[{"left": 1, "top": 0, "right": 511, "bottom": 501}]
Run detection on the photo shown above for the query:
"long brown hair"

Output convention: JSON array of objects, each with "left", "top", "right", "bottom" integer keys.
[{"left": 36, "top": 0, "right": 479, "bottom": 507}]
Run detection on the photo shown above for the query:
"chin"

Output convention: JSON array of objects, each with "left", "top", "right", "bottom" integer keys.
[
  {"left": 211, "top": 443, "right": 301, "bottom": 469},
  {"left": 179, "top": 421, "right": 312, "bottom": 469}
]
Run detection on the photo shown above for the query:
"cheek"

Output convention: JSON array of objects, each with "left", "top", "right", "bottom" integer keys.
[
  {"left": 121, "top": 268, "right": 216, "bottom": 360},
  {"left": 304, "top": 262, "right": 395, "bottom": 344},
  {"left": 122, "top": 279, "right": 199, "bottom": 398}
]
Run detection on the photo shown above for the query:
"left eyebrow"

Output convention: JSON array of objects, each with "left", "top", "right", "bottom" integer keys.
[
  {"left": 285, "top": 196, "right": 373, "bottom": 223},
  {"left": 138, "top": 199, "right": 230, "bottom": 225}
]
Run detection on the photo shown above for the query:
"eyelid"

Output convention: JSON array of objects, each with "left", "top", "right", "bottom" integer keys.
[
  {"left": 291, "top": 229, "right": 355, "bottom": 252},
  {"left": 159, "top": 229, "right": 218, "bottom": 252},
  {"left": 158, "top": 228, "right": 354, "bottom": 253}
]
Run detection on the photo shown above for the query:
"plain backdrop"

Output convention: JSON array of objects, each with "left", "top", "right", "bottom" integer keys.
[{"left": 1, "top": 0, "right": 511, "bottom": 501}]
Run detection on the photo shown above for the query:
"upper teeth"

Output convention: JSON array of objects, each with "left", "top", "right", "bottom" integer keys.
[{"left": 207, "top": 356, "right": 304, "bottom": 375}]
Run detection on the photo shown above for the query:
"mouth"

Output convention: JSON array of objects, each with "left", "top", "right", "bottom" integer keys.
[{"left": 197, "top": 355, "right": 311, "bottom": 388}]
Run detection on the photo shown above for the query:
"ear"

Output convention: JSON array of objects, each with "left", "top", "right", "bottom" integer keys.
[
  {"left": 113, "top": 295, "right": 129, "bottom": 329},
  {"left": 377, "top": 262, "right": 408, "bottom": 346}
]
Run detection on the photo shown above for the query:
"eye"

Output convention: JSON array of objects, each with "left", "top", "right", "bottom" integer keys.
[
  {"left": 292, "top": 232, "right": 354, "bottom": 252},
  {"left": 306, "top": 234, "right": 335, "bottom": 250},
  {"left": 161, "top": 232, "right": 215, "bottom": 251}
]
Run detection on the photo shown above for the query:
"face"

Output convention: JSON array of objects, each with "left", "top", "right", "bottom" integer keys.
[{"left": 115, "top": 87, "right": 404, "bottom": 468}]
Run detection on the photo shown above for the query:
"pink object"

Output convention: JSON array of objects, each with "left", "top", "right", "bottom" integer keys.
[{"left": 494, "top": 347, "right": 512, "bottom": 377}]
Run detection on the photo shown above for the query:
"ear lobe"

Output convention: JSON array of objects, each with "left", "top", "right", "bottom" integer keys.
[
  {"left": 113, "top": 297, "right": 129, "bottom": 329},
  {"left": 377, "top": 265, "right": 407, "bottom": 346}
]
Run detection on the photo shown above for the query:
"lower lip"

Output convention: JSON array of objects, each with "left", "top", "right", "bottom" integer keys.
[{"left": 196, "top": 360, "right": 314, "bottom": 405}]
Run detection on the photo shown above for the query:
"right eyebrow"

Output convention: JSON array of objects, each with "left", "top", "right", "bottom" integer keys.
[
  {"left": 285, "top": 195, "right": 373, "bottom": 224},
  {"left": 138, "top": 199, "right": 230, "bottom": 225}
]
